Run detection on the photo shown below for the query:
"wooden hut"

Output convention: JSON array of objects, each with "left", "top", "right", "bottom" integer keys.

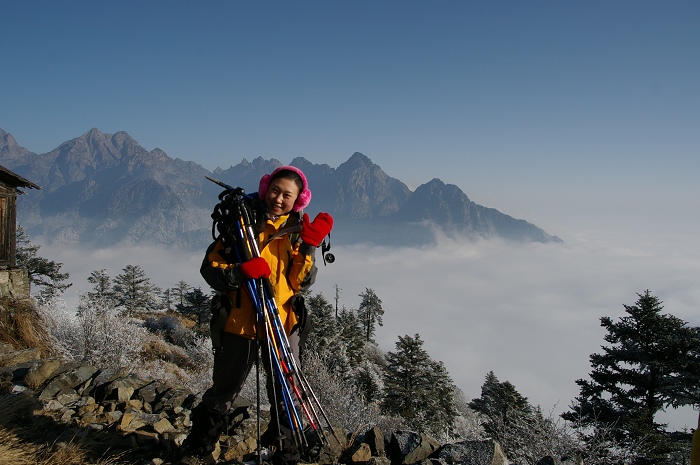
[{"left": 0, "top": 165, "right": 40, "bottom": 297}]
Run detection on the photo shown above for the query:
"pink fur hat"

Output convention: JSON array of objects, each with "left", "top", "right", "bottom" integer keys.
[{"left": 258, "top": 165, "right": 312, "bottom": 212}]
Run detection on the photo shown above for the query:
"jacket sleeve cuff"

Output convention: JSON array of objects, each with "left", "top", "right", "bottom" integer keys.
[{"left": 299, "top": 242, "right": 316, "bottom": 256}]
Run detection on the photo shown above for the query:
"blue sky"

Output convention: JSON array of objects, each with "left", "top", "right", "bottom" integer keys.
[
  {"left": 3, "top": 1, "right": 699, "bottom": 238},
  {"left": 4, "top": 1, "right": 700, "bottom": 431}
]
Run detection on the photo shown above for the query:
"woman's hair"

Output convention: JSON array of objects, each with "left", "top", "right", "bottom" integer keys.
[
  {"left": 271, "top": 169, "right": 304, "bottom": 194},
  {"left": 258, "top": 165, "right": 312, "bottom": 211}
]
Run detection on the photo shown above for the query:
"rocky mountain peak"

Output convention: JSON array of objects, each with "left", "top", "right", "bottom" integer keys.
[
  {"left": 0, "top": 127, "right": 562, "bottom": 247},
  {"left": 0, "top": 128, "right": 19, "bottom": 148}
]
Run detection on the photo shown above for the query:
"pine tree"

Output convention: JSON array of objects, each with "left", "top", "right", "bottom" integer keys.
[
  {"left": 470, "top": 371, "right": 532, "bottom": 426},
  {"left": 357, "top": 288, "right": 384, "bottom": 342},
  {"left": 86, "top": 269, "right": 114, "bottom": 305},
  {"left": 176, "top": 287, "right": 211, "bottom": 330},
  {"left": 562, "top": 290, "right": 700, "bottom": 463},
  {"left": 337, "top": 307, "right": 365, "bottom": 370},
  {"left": 112, "top": 265, "right": 161, "bottom": 315},
  {"left": 173, "top": 280, "right": 191, "bottom": 309},
  {"left": 425, "top": 359, "right": 458, "bottom": 435},
  {"left": 469, "top": 371, "right": 536, "bottom": 458},
  {"left": 304, "top": 293, "right": 340, "bottom": 360},
  {"left": 382, "top": 333, "right": 457, "bottom": 436},
  {"left": 15, "top": 226, "right": 71, "bottom": 303},
  {"left": 356, "top": 360, "right": 384, "bottom": 404},
  {"left": 161, "top": 287, "right": 173, "bottom": 312}
]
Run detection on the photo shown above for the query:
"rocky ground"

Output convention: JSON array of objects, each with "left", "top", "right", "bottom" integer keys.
[{"left": 1, "top": 341, "right": 582, "bottom": 465}]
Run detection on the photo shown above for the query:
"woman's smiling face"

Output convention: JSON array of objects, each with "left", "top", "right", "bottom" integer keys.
[{"left": 264, "top": 177, "right": 300, "bottom": 216}]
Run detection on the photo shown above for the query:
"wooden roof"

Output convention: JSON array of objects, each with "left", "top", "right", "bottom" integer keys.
[{"left": 0, "top": 165, "right": 40, "bottom": 191}]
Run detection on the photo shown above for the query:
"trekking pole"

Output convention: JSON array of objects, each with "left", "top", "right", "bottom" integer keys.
[
  {"left": 237, "top": 208, "right": 340, "bottom": 447},
  {"left": 255, "top": 312, "right": 262, "bottom": 465},
  {"left": 234, "top": 204, "right": 329, "bottom": 444},
  {"left": 227, "top": 203, "right": 308, "bottom": 448}
]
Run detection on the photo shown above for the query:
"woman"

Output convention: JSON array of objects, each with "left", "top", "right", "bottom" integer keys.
[{"left": 181, "top": 166, "right": 333, "bottom": 465}]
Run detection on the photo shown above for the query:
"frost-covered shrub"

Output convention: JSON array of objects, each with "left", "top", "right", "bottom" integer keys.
[
  {"left": 144, "top": 314, "right": 179, "bottom": 335},
  {"left": 143, "top": 313, "right": 197, "bottom": 348},
  {"left": 301, "top": 351, "right": 385, "bottom": 433},
  {"left": 50, "top": 295, "right": 149, "bottom": 368}
]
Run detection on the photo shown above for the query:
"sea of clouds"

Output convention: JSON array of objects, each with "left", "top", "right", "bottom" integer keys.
[{"left": 44, "top": 228, "right": 700, "bottom": 432}]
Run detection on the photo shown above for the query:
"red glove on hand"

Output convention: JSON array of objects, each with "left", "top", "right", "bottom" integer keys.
[
  {"left": 239, "top": 257, "right": 271, "bottom": 279},
  {"left": 301, "top": 212, "right": 334, "bottom": 247}
]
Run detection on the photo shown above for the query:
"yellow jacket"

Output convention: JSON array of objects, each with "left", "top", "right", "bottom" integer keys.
[{"left": 201, "top": 211, "right": 316, "bottom": 340}]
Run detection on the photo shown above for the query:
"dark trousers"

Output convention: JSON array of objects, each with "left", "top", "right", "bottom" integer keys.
[
  {"left": 184, "top": 327, "right": 305, "bottom": 453},
  {"left": 202, "top": 330, "right": 302, "bottom": 417}
]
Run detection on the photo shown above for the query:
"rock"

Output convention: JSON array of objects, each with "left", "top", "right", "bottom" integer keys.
[
  {"left": 9, "top": 384, "right": 29, "bottom": 394},
  {"left": 38, "top": 364, "right": 99, "bottom": 401},
  {"left": 153, "top": 386, "right": 195, "bottom": 412},
  {"left": 104, "top": 410, "right": 124, "bottom": 425},
  {"left": 369, "top": 457, "right": 392, "bottom": 465},
  {"left": 137, "top": 380, "right": 165, "bottom": 405},
  {"left": 119, "top": 414, "right": 148, "bottom": 433},
  {"left": 153, "top": 417, "right": 176, "bottom": 434},
  {"left": 0, "top": 347, "right": 41, "bottom": 366},
  {"left": 352, "top": 443, "right": 373, "bottom": 463},
  {"left": 117, "top": 386, "right": 135, "bottom": 402},
  {"left": 24, "top": 358, "right": 62, "bottom": 388},
  {"left": 55, "top": 388, "right": 81, "bottom": 406},
  {"left": 220, "top": 433, "right": 256, "bottom": 462},
  {"left": 430, "top": 440, "right": 509, "bottom": 465},
  {"left": 134, "top": 429, "right": 160, "bottom": 446},
  {"left": 389, "top": 430, "right": 441, "bottom": 465},
  {"left": 0, "top": 342, "right": 16, "bottom": 354},
  {"left": 1, "top": 361, "right": 35, "bottom": 386},
  {"left": 365, "top": 426, "right": 385, "bottom": 457},
  {"left": 93, "top": 373, "right": 151, "bottom": 402}
]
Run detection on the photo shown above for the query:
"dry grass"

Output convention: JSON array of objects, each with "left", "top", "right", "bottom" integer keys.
[
  {"left": 0, "top": 296, "right": 55, "bottom": 357},
  {"left": 0, "top": 393, "right": 134, "bottom": 465},
  {"left": 140, "top": 336, "right": 198, "bottom": 371}
]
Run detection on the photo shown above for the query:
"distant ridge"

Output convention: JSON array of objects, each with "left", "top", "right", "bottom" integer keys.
[{"left": 0, "top": 128, "right": 561, "bottom": 248}]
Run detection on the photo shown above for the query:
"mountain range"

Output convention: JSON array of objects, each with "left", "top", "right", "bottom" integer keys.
[{"left": 0, "top": 128, "right": 561, "bottom": 249}]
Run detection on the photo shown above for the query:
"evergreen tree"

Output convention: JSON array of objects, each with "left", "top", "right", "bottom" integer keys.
[
  {"left": 357, "top": 288, "right": 384, "bottom": 342},
  {"left": 112, "top": 264, "right": 161, "bottom": 315},
  {"left": 562, "top": 290, "right": 700, "bottom": 464},
  {"left": 161, "top": 287, "right": 173, "bottom": 312},
  {"left": 304, "top": 293, "right": 340, "bottom": 361},
  {"left": 86, "top": 269, "right": 114, "bottom": 305},
  {"left": 470, "top": 371, "right": 533, "bottom": 427},
  {"left": 356, "top": 360, "right": 384, "bottom": 404},
  {"left": 425, "top": 359, "right": 458, "bottom": 435},
  {"left": 337, "top": 307, "right": 365, "bottom": 369},
  {"left": 176, "top": 287, "right": 211, "bottom": 330},
  {"left": 469, "top": 371, "right": 536, "bottom": 458},
  {"left": 382, "top": 333, "right": 457, "bottom": 436},
  {"left": 15, "top": 226, "right": 71, "bottom": 303},
  {"left": 173, "top": 280, "right": 191, "bottom": 309}
]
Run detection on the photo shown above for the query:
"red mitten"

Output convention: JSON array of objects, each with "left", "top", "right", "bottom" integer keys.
[
  {"left": 240, "top": 257, "right": 271, "bottom": 279},
  {"left": 301, "top": 212, "right": 334, "bottom": 247}
]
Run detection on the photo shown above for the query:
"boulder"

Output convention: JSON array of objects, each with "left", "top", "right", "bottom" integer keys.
[
  {"left": 38, "top": 364, "right": 99, "bottom": 401},
  {"left": 24, "top": 358, "right": 62, "bottom": 388},
  {"left": 389, "top": 430, "right": 441, "bottom": 465},
  {"left": 430, "top": 440, "right": 509, "bottom": 465},
  {"left": 0, "top": 347, "right": 41, "bottom": 366},
  {"left": 365, "top": 426, "right": 386, "bottom": 457}
]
